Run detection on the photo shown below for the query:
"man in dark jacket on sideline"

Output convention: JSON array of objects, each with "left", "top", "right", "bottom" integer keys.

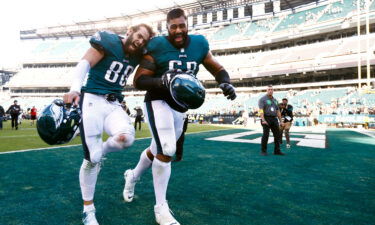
[
  {"left": 0, "top": 104, "right": 5, "bottom": 130},
  {"left": 7, "top": 100, "right": 21, "bottom": 130}
]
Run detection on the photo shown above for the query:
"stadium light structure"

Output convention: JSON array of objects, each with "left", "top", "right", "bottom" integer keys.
[
  {"left": 366, "top": 0, "right": 371, "bottom": 87},
  {"left": 357, "top": 0, "right": 362, "bottom": 89}
]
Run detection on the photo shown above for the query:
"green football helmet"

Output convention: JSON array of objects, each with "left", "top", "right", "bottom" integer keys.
[
  {"left": 37, "top": 99, "right": 81, "bottom": 145},
  {"left": 169, "top": 72, "right": 206, "bottom": 111}
]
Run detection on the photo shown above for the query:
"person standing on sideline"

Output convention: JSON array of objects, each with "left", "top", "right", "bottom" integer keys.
[
  {"left": 30, "top": 106, "right": 37, "bottom": 126},
  {"left": 258, "top": 86, "right": 285, "bottom": 156},
  {"left": 134, "top": 106, "right": 143, "bottom": 131},
  {"left": 279, "top": 98, "right": 293, "bottom": 149},
  {"left": 121, "top": 101, "right": 131, "bottom": 116},
  {"left": 0, "top": 104, "right": 5, "bottom": 130},
  {"left": 7, "top": 100, "right": 21, "bottom": 130}
]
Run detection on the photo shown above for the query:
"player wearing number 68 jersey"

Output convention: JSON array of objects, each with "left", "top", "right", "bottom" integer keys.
[
  {"left": 63, "top": 24, "right": 154, "bottom": 225},
  {"left": 122, "top": 8, "right": 237, "bottom": 225}
]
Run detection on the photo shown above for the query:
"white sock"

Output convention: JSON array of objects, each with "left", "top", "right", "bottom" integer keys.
[
  {"left": 83, "top": 203, "right": 95, "bottom": 213},
  {"left": 79, "top": 159, "right": 100, "bottom": 203},
  {"left": 152, "top": 158, "right": 171, "bottom": 205},
  {"left": 133, "top": 149, "right": 152, "bottom": 179}
]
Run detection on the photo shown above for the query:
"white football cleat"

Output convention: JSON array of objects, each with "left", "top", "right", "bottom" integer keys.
[
  {"left": 82, "top": 209, "right": 99, "bottom": 225},
  {"left": 123, "top": 169, "right": 138, "bottom": 202},
  {"left": 286, "top": 144, "right": 291, "bottom": 149},
  {"left": 154, "top": 202, "right": 180, "bottom": 225}
]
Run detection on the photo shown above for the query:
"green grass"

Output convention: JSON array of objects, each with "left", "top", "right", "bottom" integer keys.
[
  {"left": 0, "top": 120, "right": 230, "bottom": 152},
  {"left": 0, "top": 128, "right": 374, "bottom": 225}
]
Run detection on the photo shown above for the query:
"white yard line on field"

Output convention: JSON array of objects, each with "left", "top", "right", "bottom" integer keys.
[
  {"left": 0, "top": 134, "right": 38, "bottom": 138},
  {"left": 350, "top": 128, "right": 375, "bottom": 138},
  {"left": 0, "top": 128, "right": 231, "bottom": 154}
]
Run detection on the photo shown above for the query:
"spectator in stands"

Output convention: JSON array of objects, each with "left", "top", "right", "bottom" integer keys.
[
  {"left": 133, "top": 106, "right": 143, "bottom": 131},
  {"left": 279, "top": 98, "right": 293, "bottom": 149},
  {"left": 258, "top": 86, "right": 284, "bottom": 156},
  {"left": 30, "top": 106, "right": 37, "bottom": 126},
  {"left": 0, "top": 104, "right": 5, "bottom": 130},
  {"left": 6, "top": 100, "right": 21, "bottom": 130},
  {"left": 121, "top": 101, "right": 131, "bottom": 116}
]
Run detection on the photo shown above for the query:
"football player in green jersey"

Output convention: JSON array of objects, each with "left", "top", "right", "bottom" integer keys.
[
  {"left": 63, "top": 24, "right": 154, "bottom": 225},
  {"left": 123, "top": 8, "right": 236, "bottom": 225}
]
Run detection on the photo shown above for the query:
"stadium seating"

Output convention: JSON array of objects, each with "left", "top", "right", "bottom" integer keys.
[
  {"left": 243, "top": 17, "right": 280, "bottom": 37},
  {"left": 211, "top": 23, "right": 245, "bottom": 41},
  {"left": 3, "top": 0, "right": 374, "bottom": 119},
  {"left": 274, "top": 5, "right": 327, "bottom": 32},
  {"left": 318, "top": 0, "right": 361, "bottom": 22},
  {"left": 9, "top": 32, "right": 375, "bottom": 92},
  {"left": 5, "top": 67, "right": 73, "bottom": 88},
  {"left": 23, "top": 38, "right": 89, "bottom": 63}
]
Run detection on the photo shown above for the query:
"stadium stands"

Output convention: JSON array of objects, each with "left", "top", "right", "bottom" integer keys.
[
  {"left": 6, "top": 67, "right": 73, "bottom": 88},
  {"left": 211, "top": 23, "right": 244, "bottom": 41},
  {"left": 197, "top": 34, "right": 375, "bottom": 79},
  {"left": 23, "top": 38, "right": 90, "bottom": 63},
  {"left": 274, "top": 5, "right": 327, "bottom": 32},
  {"left": 319, "top": 0, "right": 361, "bottom": 22},
  {"left": 1, "top": 0, "right": 374, "bottom": 124},
  {"left": 244, "top": 17, "right": 280, "bottom": 37}
]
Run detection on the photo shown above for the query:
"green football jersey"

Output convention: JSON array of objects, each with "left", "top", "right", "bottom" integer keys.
[
  {"left": 82, "top": 31, "right": 141, "bottom": 97},
  {"left": 145, "top": 35, "right": 210, "bottom": 112}
]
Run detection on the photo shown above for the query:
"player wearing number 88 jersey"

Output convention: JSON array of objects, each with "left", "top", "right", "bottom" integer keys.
[
  {"left": 82, "top": 30, "right": 141, "bottom": 98},
  {"left": 63, "top": 24, "right": 154, "bottom": 225}
]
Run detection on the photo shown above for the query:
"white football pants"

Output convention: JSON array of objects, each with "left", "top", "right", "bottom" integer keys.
[{"left": 144, "top": 100, "right": 185, "bottom": 157}]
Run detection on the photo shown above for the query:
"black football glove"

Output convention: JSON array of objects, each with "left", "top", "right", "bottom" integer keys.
[
  {"left": 161, "top": 69, "right": 179, "bottom": 89},
  {"left": 219, "top": 83, "right": 237, "bottom": 100}
]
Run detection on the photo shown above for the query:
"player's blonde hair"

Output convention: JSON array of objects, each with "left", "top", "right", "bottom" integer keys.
[{"left": 129, "top": 23, "right": 155, "bottom": 38}]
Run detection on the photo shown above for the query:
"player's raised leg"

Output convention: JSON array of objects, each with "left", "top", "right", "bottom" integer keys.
[{"left": 102, "top": 107, "right": 135, "bottom": 155}]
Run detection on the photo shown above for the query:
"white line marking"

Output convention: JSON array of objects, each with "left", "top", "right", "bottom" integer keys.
[
  {"left": 0, "top": 134, "right": 38, "bottom": 138},
  {"left": 206, "top": 129, "right": 327, "bottom": 149},
  {"left": 350, "top": 129, "right": 375, "bottom": 138},
  {"left": 0, "top": 128, "right": 231, "bottom": 154},
  {"left": 0, "top": 144, "right": 82, "bottom": 154}
]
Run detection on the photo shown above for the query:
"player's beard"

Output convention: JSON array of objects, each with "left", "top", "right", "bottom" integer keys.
[
  {"left": 124, "top": 34, "right": 142, "bottom": 55},
  {"left": 168, "top": 31, "right": 188, "bottom": 48}
]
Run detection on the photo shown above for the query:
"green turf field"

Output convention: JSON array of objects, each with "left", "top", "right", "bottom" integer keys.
[{"left": 0, "top": 121, "right": 374, "bottom": 225}]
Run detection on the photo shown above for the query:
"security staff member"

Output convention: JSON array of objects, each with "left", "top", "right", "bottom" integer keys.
[
  {"left": 133, "top": 106, "right": 143, "bottom": 131},
  {"left": 7, "top": 100, "right": 21, "bottom": 130},
  {"left": 258, "top": 86, "right": 285, "bottom": 156},
  {"left": 0, "top": 104, "right": 5, "bottom": 130},
  {"left": 279, "top": 98, "right": 293, "bottom": 148}
]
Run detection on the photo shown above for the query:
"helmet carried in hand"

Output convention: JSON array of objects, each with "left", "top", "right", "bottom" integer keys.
[
  {"left": 169, "top": 72, "right": 206, "bottom": 111},
  {"left": 37, "top": 99, "right": 81, "bottom": 145}
]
